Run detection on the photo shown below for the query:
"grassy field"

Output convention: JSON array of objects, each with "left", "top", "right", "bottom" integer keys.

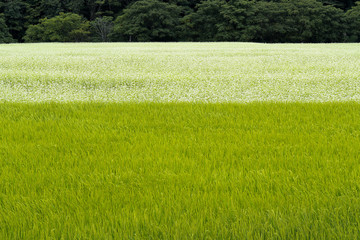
[{"left": 1, "top": 43, "right": 360, "bottom": 239}]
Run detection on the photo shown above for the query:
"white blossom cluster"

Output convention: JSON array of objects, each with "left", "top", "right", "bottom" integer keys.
[{"left": 1, "top": 43, "right": 360, "bottom": 103}]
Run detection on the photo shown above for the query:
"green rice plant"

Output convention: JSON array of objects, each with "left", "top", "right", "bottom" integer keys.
[{"left": 1, "top": 102, "right": 360, "bottom": 239}]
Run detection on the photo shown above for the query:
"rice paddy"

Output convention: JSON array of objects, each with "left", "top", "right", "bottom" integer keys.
[{"left": 1, "top": 43, "right": 360, "bottom": 239}]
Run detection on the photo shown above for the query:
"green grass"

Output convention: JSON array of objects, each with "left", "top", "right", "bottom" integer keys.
[
  {"left": 1, "top": 43, "right": 360, "bottom": 238},
  {"left": 1, "top": 102, "right": 360, "bottom": 239}
]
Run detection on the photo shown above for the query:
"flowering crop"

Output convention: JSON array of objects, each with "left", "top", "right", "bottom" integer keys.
[{"left": 1, "top": 43, "right": 359, "bottom": 103}]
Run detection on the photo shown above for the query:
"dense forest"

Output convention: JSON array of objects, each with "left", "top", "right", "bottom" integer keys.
[{"left": 1, "top": 0, "right": 360, "bottom": 43}]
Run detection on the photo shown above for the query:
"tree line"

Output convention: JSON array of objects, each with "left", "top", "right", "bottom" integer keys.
[{"left": 1, "top": 0, "right": 360, "bottom": 43}]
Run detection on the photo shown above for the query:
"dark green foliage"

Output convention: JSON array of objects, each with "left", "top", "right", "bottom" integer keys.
[
  {"left": 91, "top": 16, "right": 113, "bottom": 42},
  {"left": 319, "top": 0, "right": 355, "bottom": 10},
  {"left": 1, "top": 0, "right": 360, "bottom": 42},
  {"left": 112, "top": 0, "right": 181, "bottom": 41},
  {"left": 183, "top": 0, "right": 225, "bottom": 41},
  {"left": 0, "top": 13, "right": 14, "bottom": 43},
  {"left": 346, "top": 2, "right": 360, "bottom": 42},
  {"left": 183, "top": 0, "right": 347, "bottom": 43},
  {"left": 65, "top": 0, "right": 84, "bottom": 14},
  {"left": 183, "top": 0, "right": 231, "bottom": 41},
  {"left": 23, "top": 13, "right": 90, "bottom": 42},
  {"left": 39, "top": 0, "right": 62, "bottom": 18},
  {"left": 242, "top": 0, "right": 346, "bottom": 43},
  {"left": 0, "top": 0, "right": 28, "bottom": 42},
  {"left": 183, "top": 0, "right": 251, "bottom": 41}
]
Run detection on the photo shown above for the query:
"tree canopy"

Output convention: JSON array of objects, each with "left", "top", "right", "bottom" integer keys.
[
  {"left": 112, "top": 0, "right": 181, "bottom": 41},
  {"left": 24, "top": 12, "right": 90, "bottom": 42},
  {"left": 0, "top": 0, "right": 360, "bottom": 43},
  {"left": 0, "top": 13, "right": 14, "bottom": 43}
]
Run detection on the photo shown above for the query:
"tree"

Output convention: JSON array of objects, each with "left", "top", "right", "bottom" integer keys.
[
  {"left": 91, "top": 16, "right": 113, "bottom": 42},
  {"left": 0, "top": 0, "right": 28, "bottom": 42},
  {"left": 39, "top": 0, "right": 63, "bottom": 18},
  {"left": 217, "top": 0, "right": 252, "bottom": 41},
  {"left": 319, "top": 0, "right": 355, "bottom": 10},
  {"left": 0, "top": 13, "right": 14, "bottom": 43},
  {"left": 345, "top": 2, "right": 360, "bottom": 42},
  {"left": 183, "top": 0, "right": 225, "bottom": 41},
  {"left": 0, "top": 0, "right": 354, "bottom": 43},
  {"left": 183, "top": 0, "right": 254, "bottom": 41},
  {"left": 64, "top": 0, "right": 85, "bottom": 14},
  {"left": 112, "top": 0, "right": 182, "bottom": 41},
  {"left": 242, "top": 0, "right": 346, "bottom": 43},
  {"left": 24, "top": 12, "right": 90, "bottom": 42},
  {"left": 241, "top": 1, "right": 291, "bottom": 42}
]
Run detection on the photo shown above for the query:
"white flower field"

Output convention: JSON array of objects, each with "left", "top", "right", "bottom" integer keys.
[{"left": 1, "top": 43, "right": 359, "bottom": 103}]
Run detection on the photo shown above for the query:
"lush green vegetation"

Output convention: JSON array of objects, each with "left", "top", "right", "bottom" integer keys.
[
  {"left": 1, "top": 102, "right": 360, "bottom": 239},
  {"left": 0, "top": 13, "right": 13, "bottom": 43},
  {"left": 23, "top": 12, "right": 90, "bottom": 43},
  {"left": 1, "top": 0, "right": 360, "bottom": 43},
  {"left": 1, "top": 43, "right": 360, "bottom": 103},
  {"left": 1, "top": 43, "right": 360, "bottom": 238}
]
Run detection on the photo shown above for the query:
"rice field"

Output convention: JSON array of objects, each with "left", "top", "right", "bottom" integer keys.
[{"left": 1, "top": 43, "right": 360, "bottom": 239}]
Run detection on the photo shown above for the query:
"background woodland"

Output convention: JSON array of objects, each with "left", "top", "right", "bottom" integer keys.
[{"left": 1, "top": 0, "right": 360, "bottom": 43}]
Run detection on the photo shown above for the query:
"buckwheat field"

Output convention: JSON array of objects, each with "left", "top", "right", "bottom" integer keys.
[{"left": 1, "top": 43, "right": 360, "bottom": 239}]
